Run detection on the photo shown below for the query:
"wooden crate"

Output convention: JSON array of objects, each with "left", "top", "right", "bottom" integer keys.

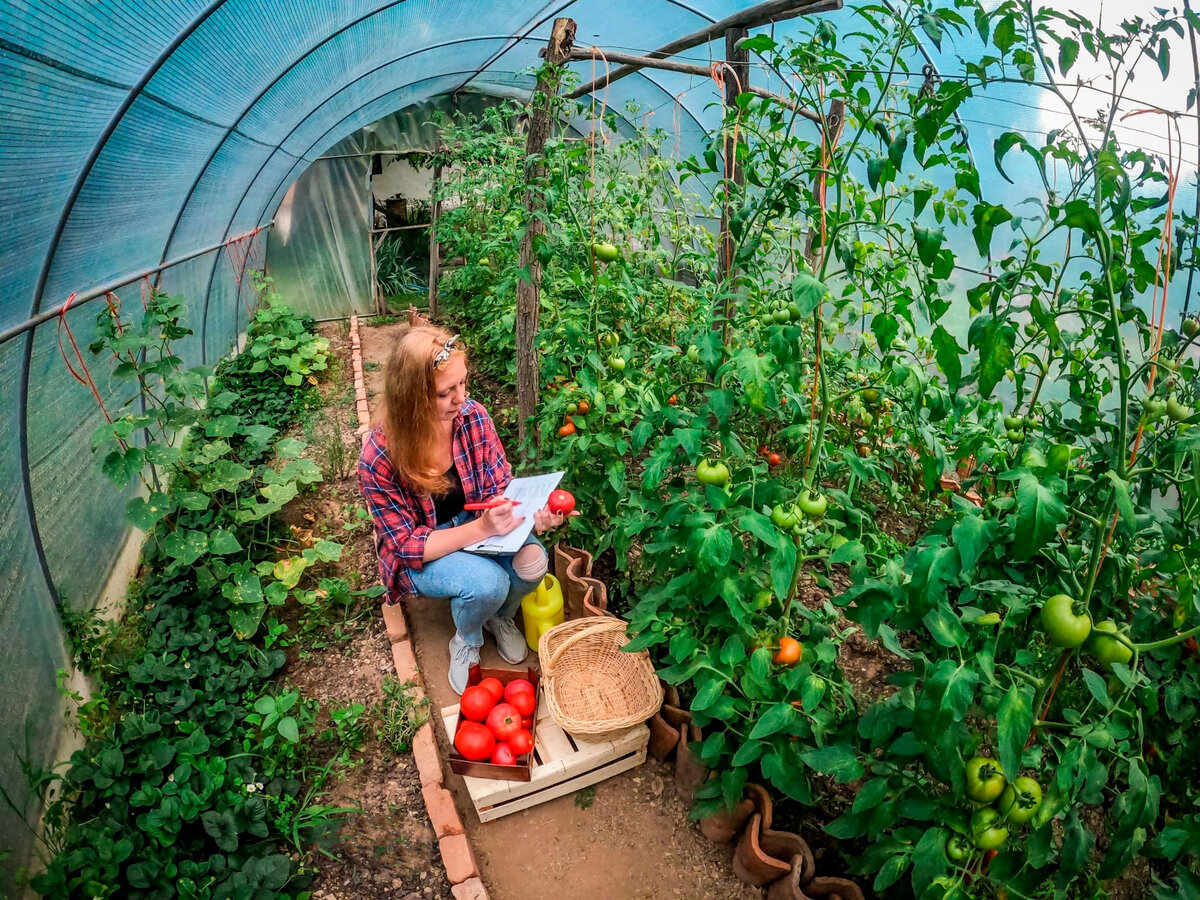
[{"left": 440, "top": 695, "right": 649, "bottom": 823}]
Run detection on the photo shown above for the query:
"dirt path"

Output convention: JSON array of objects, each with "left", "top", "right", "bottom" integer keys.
[{"left": 359, "top": 320, "right": 761, "bottom": 900}]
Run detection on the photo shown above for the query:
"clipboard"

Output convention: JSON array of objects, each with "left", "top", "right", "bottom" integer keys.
[{"left": 464, "top": 471, "right": 564, "bottom": 554}]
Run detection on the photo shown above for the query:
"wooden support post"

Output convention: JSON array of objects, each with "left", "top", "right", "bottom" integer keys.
[
  {"left": 369, "top": 153, "right": 385, "bottom": 315},
  {"left": 428, "top": 153, "right": 443, "bottom": 318},
  {"left": 515, "top": 16, "right": 576, "bottom": 453},
  {"left": 718, "top": 27, "right": 749, "bottom": 339}
]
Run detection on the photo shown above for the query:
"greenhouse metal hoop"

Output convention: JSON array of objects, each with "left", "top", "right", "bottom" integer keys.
[
  {"left": 15, "top": 0, "right": 229, "bottom": 610},
  {"left": 198, "top": 0, "right": 724, "bottom": 353}
]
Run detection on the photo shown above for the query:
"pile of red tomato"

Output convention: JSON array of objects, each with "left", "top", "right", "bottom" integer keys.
[{"left": 453, "top": 677, "right": 537, "bottom": 765}]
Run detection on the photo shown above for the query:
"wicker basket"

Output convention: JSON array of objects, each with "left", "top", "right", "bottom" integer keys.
[{"left": 537, "top": 617, "right": 663, "bottom": 739}]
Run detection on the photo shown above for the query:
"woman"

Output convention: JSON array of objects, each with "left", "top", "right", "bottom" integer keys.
[{"left": 359, "top": 323, "right": 570, "bottom": 694}]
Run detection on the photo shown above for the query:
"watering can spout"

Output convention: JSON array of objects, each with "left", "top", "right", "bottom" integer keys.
[{"left": 521, "top": 573, "right": 565, "bottom": 651}]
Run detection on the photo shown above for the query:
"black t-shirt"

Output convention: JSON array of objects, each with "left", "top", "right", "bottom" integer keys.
[{"left": 433, "top": 462, "right": 465, "bottom": 525}]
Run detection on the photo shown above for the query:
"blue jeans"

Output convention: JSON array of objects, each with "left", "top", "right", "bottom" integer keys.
[{"left": 409, "top": 511, "right": 546, "bottom": 648}]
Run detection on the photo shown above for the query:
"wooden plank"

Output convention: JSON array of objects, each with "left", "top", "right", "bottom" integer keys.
[
  {"left": 532, "top": 718, "right": 576, "bottom": 762},
  {"left": 428, "top": 153, "right": 442, "bottom": 317},
  {"left": 476, "top": 745, "right": 648, "bottom": 823},
  {"left": 563, "top": 49, "right": 816, "bottom": 121}
]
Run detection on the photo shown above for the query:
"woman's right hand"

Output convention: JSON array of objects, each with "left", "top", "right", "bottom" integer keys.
[{"left": 476, "top": 500, "right": 523, "bottom": 537}]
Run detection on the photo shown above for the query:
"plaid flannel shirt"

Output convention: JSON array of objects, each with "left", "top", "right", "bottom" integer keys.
[{"left": 358, "top": 398, "right": 513, "bottom": 602}]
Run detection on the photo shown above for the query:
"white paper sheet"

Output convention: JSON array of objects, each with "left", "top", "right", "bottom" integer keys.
[{"left": 464, "top": 471, "right": 564, "bottom": 554}]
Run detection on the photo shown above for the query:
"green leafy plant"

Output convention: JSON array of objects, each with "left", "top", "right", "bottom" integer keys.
[
  {"left": 373, "top": 677, "right": 428, "bottom": 755},
  {"left": 26, "top": 287, "right": 346, "bottom": 898}
]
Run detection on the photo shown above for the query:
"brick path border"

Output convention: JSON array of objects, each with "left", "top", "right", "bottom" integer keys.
[{"left": 347, "top": 315, "right": 488, "bottom": 898}]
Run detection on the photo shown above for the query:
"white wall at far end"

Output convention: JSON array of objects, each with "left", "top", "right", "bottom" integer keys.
[{"left": 374, "top": 157, "right": 434, "bottom": 203}]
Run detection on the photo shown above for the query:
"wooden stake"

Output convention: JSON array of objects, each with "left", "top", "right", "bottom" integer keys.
[
  {"left": 428, "top": 152, "right": 443, "bottom": 318},
  {"left": 563, "top": 49, "right": 817, "bottom": 121},
  {"left": 515, "top": 16, "right": 576, "bottom": 453},
  {"left": 718, "top": 27, "right": 749, "bottom": 341}
]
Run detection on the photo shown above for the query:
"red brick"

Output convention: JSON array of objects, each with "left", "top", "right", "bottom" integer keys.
[
  {"left": 381, "top": 602, "right": 407, "bottom": 643},
  {"left": 412, "top": 722, "right": 443, "bottom": 787},
  {"left": 391, "top": 640, "right": 421, "bottom": 684},
  {"left": 451, "top": 878, "right": 489, "bottom": 900},
  {"left": 422, "top": 783, "right": 464, "bottom": 839},
  {"left": 438, "top": 833, "right": 479, "bottom": 884}
]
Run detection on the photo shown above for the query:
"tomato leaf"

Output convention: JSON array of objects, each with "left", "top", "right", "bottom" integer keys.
[
  {"left": 912, "top": 223, "right": 944, "bottom": 267},
  {"left": 790, "top": 271, "right": 828, "bottom": 317},
  {"left": 1082, "top": 668, "right": 1112, "bottom": 709},
  {"left": 931, "top": 325, "right": 964, "bottom": 392},
  {"left": 1103, "top": 471, "right": 1136, "bottom": 533},
  {"left": 771, "top": 535, "right": 798, "bottom": 600},
  {"left": 1013, "top": 473, "right": 1068, "bottom": 561},
  {"left": 952, "top": 513, "right": 996, "bottom": 577},
  {"left": 996, "top": 685, "right": 1033, "bottom": 779},
  {"left": 967, "top": 314, "right": 1015, "bottom": 399},
  {"left": 739, "top": 510, "right": 779, "bottom": 546},
  {"left": 749, "top": 703, "right": 795, "bottom": 740},
  {"left": 697, "top": 523, "right": 733, "bottom": 570},
  {"left": 922, "top": 605, "right": 966, "bottom": 648},
  {"left": 910, "top": 828, "right": 948, "bottom": 897},
  {"left": 691, "top": 678, "right": 725, "bottom": 712},
  {"left": 799, "top": 744, "right": 864, "bottom": 783},
  {"left": 1058, "top": 810, "right": 1095, "bottom": 885}
]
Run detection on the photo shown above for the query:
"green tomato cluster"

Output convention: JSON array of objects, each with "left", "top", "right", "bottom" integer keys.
[
  {"left": 763, "top": 297, "right": 803, "bottom": 325},
  {"left": 1003, "top": 414, "right": 1026, "bottom": 443},
  {"left": 958, "top": 757, "right": 1044, "bottom": 853}
]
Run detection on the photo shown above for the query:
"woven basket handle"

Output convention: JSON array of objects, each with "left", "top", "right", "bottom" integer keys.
[{"left": 543, "top": 618, "right": 627, "bottom": 678}]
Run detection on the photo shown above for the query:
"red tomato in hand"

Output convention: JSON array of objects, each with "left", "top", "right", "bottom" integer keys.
[
  {"left": 454, "top": 722, "right": 495, "bottom": 761},
  {"left": 460, "top": 686, "right": 496, "bottom": 722},
  {"left": 491, "top": 743, "right": 517, "bottom": 766},
  {"left": 477, "top": 677, "right": 505, "bottom": 703},
  {"left": 486, "top": 703, "right": 522, "bottom": 741},
  {"left": 507, "top": 687, "right": 536, "bottom": 717},
  {"left": 504, "top": 679, "right": 535, "bottom": 702},
  {"left": 508, "top": 729, "right": 535, "bottom": 756},
  {"left": 548, "top": 490, "right": 575, "bottom": 515}
]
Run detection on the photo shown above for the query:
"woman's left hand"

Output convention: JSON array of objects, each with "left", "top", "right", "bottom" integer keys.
[{"left": 533, "top": 505, "right": 580, "bottom": 535}]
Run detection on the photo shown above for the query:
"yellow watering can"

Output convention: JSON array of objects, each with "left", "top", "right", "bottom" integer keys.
[{"left": 520, "top": 573, "right": 565, "bottom": 651}]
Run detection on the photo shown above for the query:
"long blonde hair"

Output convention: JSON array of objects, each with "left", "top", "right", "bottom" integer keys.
[{"left": 381, "top": 323, "right": 467, "bottom": 495}]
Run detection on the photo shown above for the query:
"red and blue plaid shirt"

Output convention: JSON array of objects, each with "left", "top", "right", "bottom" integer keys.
[{"left": 358, "top": 398, "right": 513, "bottom": 602}]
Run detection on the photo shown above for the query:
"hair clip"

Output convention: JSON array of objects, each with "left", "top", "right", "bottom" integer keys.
[{"left": 433, "top": 334, "right": 461, "bottom": 368}]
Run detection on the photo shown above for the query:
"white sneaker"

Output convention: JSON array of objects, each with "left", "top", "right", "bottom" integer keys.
[
  {"left": 484, "top": 615, "right": 529, "bottom": 664},
  {"left": 448, "top": 632, "right": 480, "bottom": 695}
]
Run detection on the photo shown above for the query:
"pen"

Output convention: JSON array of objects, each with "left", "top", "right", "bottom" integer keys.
[{"left": 462, "top": 499, "right": 522, "bottom": 511}]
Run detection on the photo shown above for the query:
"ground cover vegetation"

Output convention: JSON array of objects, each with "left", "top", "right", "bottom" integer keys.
[
  {"left": 433, "top": 2, "right": 1200, "bottom": 897},
  {"left": 13, "top": 281, "right": 393, "bottom": 898}
]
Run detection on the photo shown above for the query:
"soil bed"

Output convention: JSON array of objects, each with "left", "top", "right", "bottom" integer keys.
[
  {"left": 358, "top": 320, "right": 764, "bottom": 900},
  {"left": 273, "top": 322, "right": 452, "bottom": 899}
]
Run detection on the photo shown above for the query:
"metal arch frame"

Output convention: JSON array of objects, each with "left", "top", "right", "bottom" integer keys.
[
  {"left": 16, "top": 0, "right": 230, "bottom": 611},
  {"left": 154, "top": 0, "right": 449, "bottom": 301},
  {"left": 165, "top": 35, "right": 526, "bottom": 359},
  {"left": 193, "top": 53, "right": 539, "bottom": 359},
  {"left": 192, "top": 0, "right": 734, "bottom": 355},
  {"left": 227, "top": 66, "right": 717, "bottom": 318}
]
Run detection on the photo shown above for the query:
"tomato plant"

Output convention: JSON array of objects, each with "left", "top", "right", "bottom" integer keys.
[{"left": 433, "top": 4, "right": 1200, "bottom": 895}]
